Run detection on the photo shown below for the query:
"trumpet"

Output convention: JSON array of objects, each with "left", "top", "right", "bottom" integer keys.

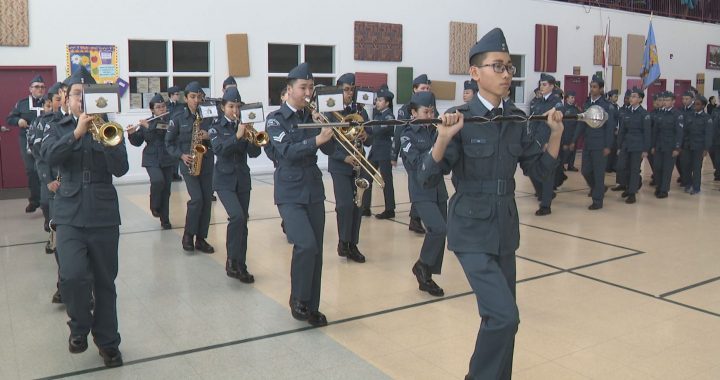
[
  {"left": 89, "top": 115, "right": 124, "bottom": 146},
  {"left": 227, "top": 112, "right": 269, "bottom": 147}
]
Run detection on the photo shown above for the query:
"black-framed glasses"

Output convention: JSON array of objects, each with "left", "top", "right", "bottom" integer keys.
[{"left": 476, "top": 63, "right": 516, "bottom": 75}]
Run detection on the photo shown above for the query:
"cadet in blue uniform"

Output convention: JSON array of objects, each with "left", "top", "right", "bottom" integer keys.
[
  {"left": 677, "top": 91, "right": 695, "bottom": 185},
  {"left": 605, "top": 89, "right": 621, "bottom": 175},
  {"left": 27, "top": 95, "right": 54, "bottom": 232},
  {"left": 327, "top": 73, "right": 369, "bottom": 263},
  {"left": 266, "top": 63, "right": 335, "bottom": 326},
  {"left": 419, "top": 29, "right": 562, "bottom": 380},
  {"left": 128, "top": 94, "right": 174, "bottom": 229},
  {"left": 462, "top": 79, "right": 479, "bottom": 103},
  {"left": 400, "top": 92, "right": 448, "bottom": 297},
  {"left": 362, "top": 85, "right": 397, "bottom": 220},
  {"left": 561, "top": 90, "right": 580, "bottom": 171},
  {"left": 569, "top": 74, "right": 615, "bottom": 210},
  {"left": 529, "top": 73, "right": 562, "bottom": 216},
  {"left": 681, "top": 96, "right": 713, "bottom": 194},
  {"left": 166, "top": 85, "right": 184, "bottom": 182},
  {"left": 394, "top": 74, "right": 435, "bottom": 234},
  {"left": 209, "top": 87, "right": 261, "bottom": 283},
  {"left": 711, "top": 103, "right": 720, "bottom": 181},
  {"left": 166, "top": 82, "right": 215, "bottom": 253},
  {"left": 647, "top": 93, "right": 663, "bottom": 187},
  {"left": 616, "top": 88, "right": 652, "bottom": 204},
  {"left": 44, "top": 67, "right": 128, "bottom": 368},
  {"left": 6, "top": 75, "right": 46, "bottom": 213},
  {"left": 652, "top": 91, "right": 683, "bottom": 198}
]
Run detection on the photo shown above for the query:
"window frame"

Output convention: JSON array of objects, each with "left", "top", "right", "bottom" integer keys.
[{"left": 267, "top": 42, "right": 336, "bottom": 107}]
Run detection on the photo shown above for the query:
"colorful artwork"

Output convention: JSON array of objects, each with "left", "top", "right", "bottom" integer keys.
[
  {"left": 354, "top": 21, "right": 402, "bottom": 62},
  {"left": 66, "top": 45, "right": 119, "bottom": 84},
  {"left": 706, "top": 45, "right": 720, "bottom": 70}
]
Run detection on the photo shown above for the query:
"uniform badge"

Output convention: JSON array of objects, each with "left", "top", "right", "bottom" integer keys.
[
  {"left": 273, "top": 131, "right": 286, "bottom": 142},
  {"left": 267, "top": 118, "right": 280, "bottom": 127},
  {"left": 326, "top": 98, "right": 336, "bottom": 108},
  {"left": 96, "top": 97, "right": 108, "bottom": 108},
  {"left": 248, "top": 112, "right": 256, "bottom": 120}
]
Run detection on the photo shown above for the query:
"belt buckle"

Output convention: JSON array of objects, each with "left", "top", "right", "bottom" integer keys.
[
  {"left": 497, "top": 179, "right": 507, "bottom": 196},
  {"left": 82, "top": 170, "right": 91, "bottom": 183}
]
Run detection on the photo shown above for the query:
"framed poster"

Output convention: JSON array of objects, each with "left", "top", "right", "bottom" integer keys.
[
  {"left": 706, "top": 44, "right": 720, "bottom": 70},
  {"left": 66, "top": 44, "right": 120, "bottom": 84}
]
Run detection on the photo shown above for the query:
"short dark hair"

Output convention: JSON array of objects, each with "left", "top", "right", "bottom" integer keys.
[{"left": 469, "top": 52, "right": 488, "bottom": 68}]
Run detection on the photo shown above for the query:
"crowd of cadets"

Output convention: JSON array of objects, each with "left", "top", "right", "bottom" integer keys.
[{"left": 5, "top": 28, "right": 719, "bottom": 373}]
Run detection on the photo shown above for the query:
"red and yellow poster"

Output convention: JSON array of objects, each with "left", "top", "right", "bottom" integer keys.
[{"left": 66, "top": 44, "right": 119, "bottom": 84}]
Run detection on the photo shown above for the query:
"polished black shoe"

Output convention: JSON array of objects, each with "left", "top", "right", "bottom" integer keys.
[
  {"left": 43, "top": 220, "right": 50, "bottom": 233},
  {"left": 657, "top": 192, "right": 668, "bottom": 199},
  {"left": 195, "top": 238, "right": 215, "bottom": 254},
  {"left": 172, "top": 173, "right": 183, "bottom": 182},
  {"left": 361, "top": 208, "right": 371, "bottom": 217},
  {"left": 611, "top": 185, "right": 626, "bottom": 192},
  {"left": 161, "top": 222, "right": 172, "bottom": 230},
  {"left": 337, "top": 241, "right": 351, "bottom": 258},
  {"left": 51, "top": 289, "right": 62, "bottom": 304},
  {"left": 408, "top": 217, "right": 426, "bottom": 234},
  {"left": 625, "top": 194, "right": 636, "bottom": 204},
  {"left": 308, "top": 311, "right": 328, "bottom": 327},
  {"left": 289, "top": 298, "right": 310, "bottom": 321},
  {"left": 347, "top": 244, "right": 366, "bottom": 263},
  {"left": 182, "top": 233, "right": 194, "bottom": 251},
  {"left": 621, "top": 191, "right": 629, "bottom": 198},
  {"left": 151, "top": 209, "right": 161, "bottom": 218},
  {"left": 588, "top": 203, "right": 603, "bottom": 210},
  {"left": 226, "top": 259, "right": 255, "bottom": 283},
  {"left": 25, "top": 202, "right": 39, "bottom": 213},
  {"left": 535, "top": 207, "right": 551, "bottom": 216},
  {"left": 375, "top": 209, "right": 395, "bottom": 219},
  {"left": 412, "top": 260, "right": 444, "bottom": 296},
  {"left": 68, "top": 335, "right": 88, "bottom": 353},
  {"left": 567, "top": 167, "right": 578, "bottom": 172},
  {"left": 99, "top": 347, "right": 123, "bottom": 368}
]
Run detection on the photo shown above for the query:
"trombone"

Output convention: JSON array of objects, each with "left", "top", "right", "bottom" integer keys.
[{"left": 302, "top": 97, "right": 385, "bottom": 189}]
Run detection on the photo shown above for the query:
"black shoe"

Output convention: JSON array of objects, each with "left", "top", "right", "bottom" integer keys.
[
  {"left": 361, "top": 208, "right": 371, "bottom": 217},
  {"left": 25, "top": 202, "right": 39, "bottom": 213},
  {"left": 588, "top": 203, "right": 603, "bottom": 210},
  {"left": 172, "top": 173, "right": 183, "bottom": 182},
  {"left": 337, "top": 241, "right": 351, "bottom": 258},
  {"left": 226, "top": 259, "right": 255, "bottom": 283},
  {"left": 625, "top": 194, "right": 636, "bottom": 204},
  {"left": 347, "top": 244, "right": 366, "bottom": 263},
  {"left": 68, "top": 335, "right": 88, "bottom": 354},
  {"left": 408, "top": 217, "right": 426, "bottom": 234},
  {"left": 535, "top": 207, "right": 551, "bottom": 216},
  {"left": 211, "top": 195, "right": 217, "bottom": 202},
  {"left": 51, "top": 289, "right": 62, "bottom": 304},
  {"left": 45, "top": 240, "right": 54, "bottom": 254},
  {"left": 308, "top": 311, "right": 328, "bottom": 327},
  {"left": 195, "top": 238, "right": 214, "bottom": 254},
  {"left": 611, "top": 185, "right": 626, "bottom": 192},
  {"left": 714, "top": 177, "right": 720, "bottom": 181},
  {"left": 676, "top": 177, "right": 682, "bottom": 184},
  {"left": 289, "top": 298, "right": 309, "bottom": 321},
  {"left": 99, "top": 347, "right": 123, "bottom": 368},
  {"left": 621, "top": 191, "right": 629, "bottom": 198},
  {"left": 151, "top": 209, "right": 161, "bottom": 218},
  {"left": 375, "top": 209, "right": 395, "bottom": 219},
  {"left": 43, "top": 220, "right": 50, "bottom": 233},
  {"left": 182, "top": 233, "right": 194, "bottom": 251},
  {"left": 161, "top": 222, "right": 172, "bottom": 230},
  {"left": 567, "top": 167, "right": 578, "bottom": 172},
  {"left": 657, "top": 192, "right": 668, "bottom": 199},
  {"left": 412, "top": 261, "right": 445, "bottom": 297}
]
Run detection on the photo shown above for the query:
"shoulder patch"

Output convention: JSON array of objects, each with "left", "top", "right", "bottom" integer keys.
[{"left": 267, "top": 118, "right": 280, "bottom": 127}]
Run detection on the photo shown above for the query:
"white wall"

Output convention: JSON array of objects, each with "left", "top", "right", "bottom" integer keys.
[{"left": 2, "top": 0, "right": 719, "bottom": 183}]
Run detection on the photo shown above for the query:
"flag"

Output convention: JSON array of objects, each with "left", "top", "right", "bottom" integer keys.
[
  {"left": 602, "top": 19, "right": 610, "bottom": 80},
  {"left": 641, "top": 20, "right": 661, "bottom": 89}
]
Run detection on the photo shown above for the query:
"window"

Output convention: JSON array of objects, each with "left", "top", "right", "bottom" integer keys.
[
  {"left": 509, "top": 54, "right": 525, "bottom": 104},
  {"left": 127, "top": 39, "right": 211, "bottom": 109},
  {"left": 267, "top": 43, "right": 335, "bottom": 106}
]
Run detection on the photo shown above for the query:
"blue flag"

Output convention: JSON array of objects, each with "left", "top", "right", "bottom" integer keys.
[{"left": 641, "top": 21, "right": 660, "bottom": 90}]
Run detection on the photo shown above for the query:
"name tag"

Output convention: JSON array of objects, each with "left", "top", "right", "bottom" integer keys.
[{"left": 471, "top": 138, "right": 487, "bottom": 144}]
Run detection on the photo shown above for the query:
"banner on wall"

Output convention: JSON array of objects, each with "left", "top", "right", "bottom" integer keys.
[{"left": 65, "top": 45, "right": 119, "bottom": 84}]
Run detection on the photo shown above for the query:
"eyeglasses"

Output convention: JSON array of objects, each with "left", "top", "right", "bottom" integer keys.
[
  {"left": 31, "top": 85, "right": 46, "bottom": 89},
  {"left": 476, "top": 63, "right": 516, "bottom": 75}
]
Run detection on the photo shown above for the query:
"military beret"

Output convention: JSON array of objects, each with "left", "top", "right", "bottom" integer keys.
[
  {"left": 222, "top": 76, "right": 237, "bottom": 88},
  {"left": 565, "top": 90, "right": 576, "bottom": 97},
  {"left": 630, "top": 88, "right": 645, "bottom": 98},
  {"left": 664, "top": 91, "right": 674, "bottom": 98},
  {"left": 540, "top": 73, "right": 556, "bottom": 84},
  {"left": 652, "top": 93, "right": 660, "bottom": 100},
  {"left": 468, "top": 28, "right": 509, "bottom": 63},
  {"left": 683, "top": 90, "right": 694, "bottom": 97},
  {"left": 607, "top": 89, "right": 618, "bottom": 97},
  {"left": 336, "top": 73, "right": 356, "bottom": 86},
  {"left": 184, "top": 81, "right": 203, "bottom": 94},
  {"left": 376, "top": 86, "right": 394, "bottom": 101},
  {"left": 409, "top": 91, "right": 435, "bottom": 108},
  {"left": 591, "top": 74, "right": 604, "bottom": 87},
  {"left": 624, "top": 89, "right": 631, "bottom": 97},
  {"left": 29, "top": 75, "right": 44, "bottom": 85},
  {"left": 696, "top": 95, "right": 708, "bottom": 105},
  {"left": 464, "top": 80, "right": 478, "bottom": 92},
  {"left": 222, "top": 87, "right": 242, "bottom": 103},
  {"left": 63, "top": 66, "right": 96, "bottom": 87},
  {"left": 167, "top": 86, "right": 181, "bottom": 95},
  {"left": 413, "top": 74, "right": 431, "bottom": 86},
  {"left": 149, "top": 93, "right": 165, "bottom": 105},
  {"left": 288, "top": 62, "right": 313, "bottom": 80},
  {"left": 47, "top": 82, "right": 64, "bottom": 96}
]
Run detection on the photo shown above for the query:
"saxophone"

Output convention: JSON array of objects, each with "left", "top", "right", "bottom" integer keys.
[{"left": 188, "top": 112, "right": 207, "bottom": 176}]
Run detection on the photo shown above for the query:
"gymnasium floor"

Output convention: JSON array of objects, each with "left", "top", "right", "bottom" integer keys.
[{"left": 1, "top": 159, "right": 719, "bottom": 379}]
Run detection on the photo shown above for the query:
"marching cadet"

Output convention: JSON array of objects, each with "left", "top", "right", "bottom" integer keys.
[
  {"left": 616, "top": 88, "right": 652, "bottom": 204},
  {"left": 166, "top": 85, "right": 184, "bottom": 181},
  {"left": 6, "top": 75, "right": 45, "bottom": 213},
  {"left": 712, "top": 103, "right": 720, "bottom": 181},
  {"left": 328, "top": 73, "right": 369, "bottom": 263},
  {"left": 264, "top": 88, "right": 290, "bottom": 241},
  {"left": 44, "top": 67, "right": 128, "bottom": 368},
  {"left": 127, "top": 94, "right": 175, "bottom": 229},
  {"left": 209, "top": 87, "right": 261, "bottom": 283},
  {"left": 605, "top": 89, "right": 621, "bottom": 174},
  {"left": 362, "top": 85, "right": 397, "bottom": 220},
  {"left": 166, "top": 82, "right": 215, "bottom": 253},
  {"left": 419, "top": 28, "right": 563, "bottom": 380},
  {"left": 529, "top": 73, "right": 562, "bottom": 216},
  {"left": 681, "top": 96, "right": 713, "bottom": 194},
  {"left": 677, "top": 91, "right": 695, "bottom": 185},
  {"left": 393, "top": 74, "right": 436, "bottom": 234},
  {"left": 462, "top": 79, "right": 479, "bottom": 102},
  {"left": 266, "top": 62, "right": 335, "bottom": 326},
  {"left": 561, "top": 90, "right": 580, "bottom": 172},
  {"left": 400, "top": 92, "right": 447, "bottom": 297},
  {"left": 569, "top": 74, "right": 615, "bottom": 210},
  {"left": 652, "top": 91, "right": 683, "bottom": 198},
  {"left": 27, "top": 95, "right": 55, "bottom": 232},
  {"left": 648, "top": 93, "right": 663, "bottom": 187}
]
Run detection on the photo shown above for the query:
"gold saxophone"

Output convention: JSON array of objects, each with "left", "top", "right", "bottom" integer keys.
[{"left": 188, "top": 113, "right": 207, "bottom": 176}]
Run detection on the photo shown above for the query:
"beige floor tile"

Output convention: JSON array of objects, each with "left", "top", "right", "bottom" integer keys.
[{"left": 513, "top": 361, "right": 589, "bottom": 380}]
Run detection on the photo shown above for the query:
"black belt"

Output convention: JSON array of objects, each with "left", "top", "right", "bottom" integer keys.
[
  {"left": 82, "top": 170, "right": 112, "bottom": 184},
  {"left": 456, "top": 179, "right": 515, "bottom": 196},
  {"left": 279, "top": 157, "right": 318, "bottom": 167}
]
